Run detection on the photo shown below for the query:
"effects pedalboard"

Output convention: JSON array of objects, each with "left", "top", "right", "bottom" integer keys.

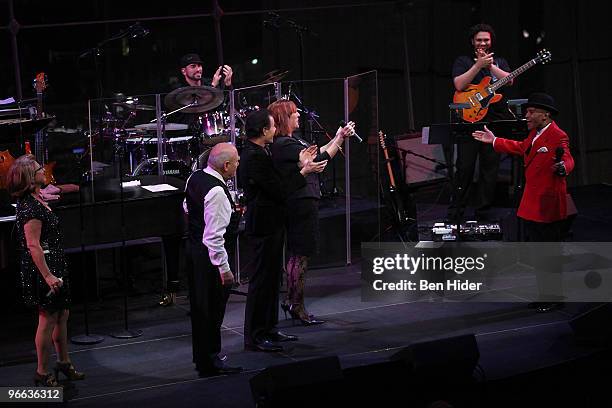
[{"left": 431, "top": 220, "right": 502, "bottom": 241}]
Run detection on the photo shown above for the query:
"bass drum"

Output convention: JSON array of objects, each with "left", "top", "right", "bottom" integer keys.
[
  {"left": 191, "top": 148, "right": 211, "bottom": 172},
  {"left": 132, "top": 157, "right": 191, "bottom": 180},
  {"left": 190, "top": 148, "right": 237, "bottom": 190}
]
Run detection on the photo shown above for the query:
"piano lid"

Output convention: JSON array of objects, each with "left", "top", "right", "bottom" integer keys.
[{"left": 0, "top": 116, "right": 56, "bottom": 143}]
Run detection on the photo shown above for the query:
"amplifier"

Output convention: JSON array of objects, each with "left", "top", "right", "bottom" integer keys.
[{"left": 432, "top": 220, "right": 502, "bottom": 241}]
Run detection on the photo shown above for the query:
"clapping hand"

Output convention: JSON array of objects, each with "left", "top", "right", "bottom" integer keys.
[
  {"left": 475, "top": 50, "right": 494, "bottom": 69},
  {"left": 212, "top": 65, "right": 233, "bottom": 87},
  {"left": 298, "top": 146, "right": 318, "bottom": 168},
  {"left": 299, "top": 146, "right": 327, "bottom": 174}
]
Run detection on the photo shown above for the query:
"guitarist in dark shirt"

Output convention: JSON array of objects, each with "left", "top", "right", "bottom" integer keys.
[{"left": 449, "top": 23, "right": 514, "bottom": 221}]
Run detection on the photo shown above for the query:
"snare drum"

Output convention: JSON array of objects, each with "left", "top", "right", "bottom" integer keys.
[{"left": 167, "top": 135, "right": 195, "bottom": 163}]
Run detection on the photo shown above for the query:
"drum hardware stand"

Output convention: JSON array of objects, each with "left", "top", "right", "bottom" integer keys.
[
  {"left": 114, "top": 111, "right": 136, "bottom": 173},
  {"left": 149, "top": 100, "right": 201, "bottom": 170},
  {"left": 148, "top": 101, "right": 199, "bottom": 125}
]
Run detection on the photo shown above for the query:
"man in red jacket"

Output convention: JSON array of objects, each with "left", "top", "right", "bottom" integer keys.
[
  {"left": 472, "top": 93, "right": 573, "bottom": 238},
  {"left": 472, "top": 92, "right": 574, "bottom": 312}
]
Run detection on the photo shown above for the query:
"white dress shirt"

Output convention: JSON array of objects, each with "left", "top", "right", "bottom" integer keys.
[
  {"left": 185, "top": 167, "right": 232, "bottom": 275},
  {"left": 531, "top": 122, "right": 552, "bottom": 146}
]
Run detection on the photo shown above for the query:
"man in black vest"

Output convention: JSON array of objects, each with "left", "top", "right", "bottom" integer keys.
[{"left": 184, "top": 142, "right": 242, "bottom": 376}]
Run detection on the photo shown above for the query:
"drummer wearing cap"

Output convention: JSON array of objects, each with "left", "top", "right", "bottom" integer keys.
[
  {"left": 157, "top": 54, "right": 234, "bottom": 307},
  {"left": 179, "top": 53, "right": 233, "bottom": 89},
  {"left": 169, "top": 53, "right": 233, "bottom": 131}
]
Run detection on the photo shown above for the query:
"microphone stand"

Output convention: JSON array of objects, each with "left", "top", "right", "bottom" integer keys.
[
  {"left": 71, "top": 157, "right": 104, "bottom": 345},
  {"left": 289, "top": 20, "right": 317, "bottom": 142},
  {"left": 110, "top": 139, "right": 142, "bottom": 339},
  {"left": 79, "top": 23, "right": 147, "bottom": 163},
  {"left": 265, "top": 13, "right": 317, "bottom": 140},
  {"left": 292, "top": 91, "right": 342, "bottom": 198}
]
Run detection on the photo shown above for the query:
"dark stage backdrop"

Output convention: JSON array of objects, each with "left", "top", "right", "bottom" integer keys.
[{"left": 1, "top": 0, "right": 611, "bottom": 185}]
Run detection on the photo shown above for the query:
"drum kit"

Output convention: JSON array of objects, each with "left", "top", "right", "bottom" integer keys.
[{"left": 92, "top": 86, "right": 259, "bottom": 179}]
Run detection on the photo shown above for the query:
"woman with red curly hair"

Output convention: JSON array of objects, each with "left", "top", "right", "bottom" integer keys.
[{"left": 268, "top": 99, "right": 355, "bottom": 325}]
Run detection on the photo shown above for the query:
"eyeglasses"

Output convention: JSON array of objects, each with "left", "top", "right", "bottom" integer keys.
[{"left": 35, "top": 165, "right": 44, "bottom": 173}]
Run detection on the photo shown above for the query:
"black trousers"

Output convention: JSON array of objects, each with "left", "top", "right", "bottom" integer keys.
[
  {"left": 449, "top": 139, "right": 500, "bottom": 216},
  {"left": 187, "top": 242, "right": 230, "bottom": 369},
  {"left": 524, "top": 219, "right": 563, "bottom": 242},
  {"left": 244, "top": 228, "right": 284, "bottom": 345},
  {"left": 524, "top": 219, "right": 564, "bottom": 302},
  {"left": 162, "top": 234, "right": 183, "bottom": 293}
]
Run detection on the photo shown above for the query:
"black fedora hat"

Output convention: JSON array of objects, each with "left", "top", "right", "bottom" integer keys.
[
  {"left": 522, "top": 92, "right": 559, "bottom": 115},
  {"left": 180, "top": 53, "right": 203, "bottom": 68}
]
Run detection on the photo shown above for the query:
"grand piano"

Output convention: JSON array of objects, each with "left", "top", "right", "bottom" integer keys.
[
  {"left": 53, "top": 175, "right": 186, "bottom": 250},
  {"left": 0, "top": 175, "right": 186, "bottom": 307},
  {"left": 1, "top": 175, "right": 185, "bottom": 249}
]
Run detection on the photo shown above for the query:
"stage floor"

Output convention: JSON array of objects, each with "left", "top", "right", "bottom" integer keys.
[{"left": 0, "top": 262, "right": 605, "bottom": 407}]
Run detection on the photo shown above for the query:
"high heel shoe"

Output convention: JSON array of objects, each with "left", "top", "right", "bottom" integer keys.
[
  {"left": 34, "top": 372, "right": 60, "bottom": 387},
  {"left": 158, "top": 292, "right": 176, "bottom": 307},
  {"left": 287, "top": 304, "right": 325, "bottom": 326},
  {"left": 280, "top": 302, "right": 290, "bottom": 319},
  {"left": 54, "top": 361, "right": 85, "bottom": 381}
]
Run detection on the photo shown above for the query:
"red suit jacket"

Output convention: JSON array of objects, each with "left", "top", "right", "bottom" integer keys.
[{"left": 493, "top": 121, "right": 574, "bottom": 223}]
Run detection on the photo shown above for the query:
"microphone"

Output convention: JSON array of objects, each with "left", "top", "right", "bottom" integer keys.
[
  {"left": 263, "top": 12, "right": 281, "bottom": 29},
  {"left": 555, "top": 146, "right": 566, "bottom": 176},
  {"left": 46, "top": 278, "right": 63, "bottom": 297},
  {"left": 128, "top": 23, "right": 150, "bottom": 39},
  {"left": 339, "top": 120, "right": 363, "bottom": 143}
]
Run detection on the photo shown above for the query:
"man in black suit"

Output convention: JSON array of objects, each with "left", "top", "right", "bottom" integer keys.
[{"left": 239, "top": 109, "right": 326, "bottom": 352}]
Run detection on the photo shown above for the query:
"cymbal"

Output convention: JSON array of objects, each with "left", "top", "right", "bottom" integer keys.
[
  {"left": 134, "top": 123, "right": 188, "bottom": 131},
  {"left": 200, "top": 134, "right": 230, "bottom": 146},
  {"left": 260, "top": 69, "right": 289, "bottom": 84},
  {"left": 112, "top": 102, "right": 156, "bottom": 111},
  {"left": 164, "top": 85, "right": 224, "bottom": 113}
]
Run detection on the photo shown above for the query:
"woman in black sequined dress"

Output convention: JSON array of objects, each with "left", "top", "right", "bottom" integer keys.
[{"left": 7, "top": 155, "right": 84, "bottom": 386}]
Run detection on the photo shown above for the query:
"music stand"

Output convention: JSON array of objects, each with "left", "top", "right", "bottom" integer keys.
[{"left": 423, "top": 103, "right": 472, "bottom": 240}]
